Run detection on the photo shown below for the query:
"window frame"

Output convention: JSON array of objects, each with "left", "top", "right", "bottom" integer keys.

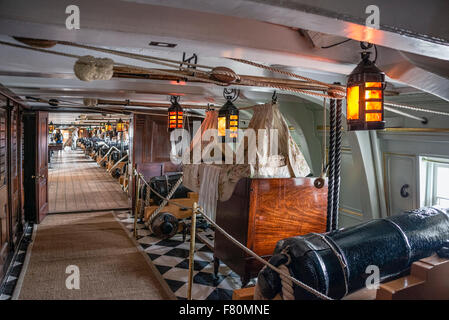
[{"left": 421, "top": 157, "right": 449, "bottom": 207}]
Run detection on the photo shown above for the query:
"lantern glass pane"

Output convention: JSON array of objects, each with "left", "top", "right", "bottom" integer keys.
[
  {"left": 366, "top": 101, "right": 382, "bottom": 110},
  {"left": 366, "top": 113, "right": 382, "bottom": 122},
  {"left": 365, "top": 90, "right": 382, "bottom": 100},
  {"left": 230, "top": 115, "right": 238, "bottom": 120},
  {"left": 365, "top": 82, "right": 382, "bottom": 88},
  {"left": 347, "top": 86, "right": 360, "bottom": 120},
  {"left": 218, "top": 117, "right": 226, "bottom": 137}
]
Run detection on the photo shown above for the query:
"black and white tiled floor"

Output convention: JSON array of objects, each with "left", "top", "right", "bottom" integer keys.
[
  {"left": 0, "top": 224, "right": 34, "bottom": 300},
  {"left": 116, "top": 211, "right": 245, "bottom": 300}
]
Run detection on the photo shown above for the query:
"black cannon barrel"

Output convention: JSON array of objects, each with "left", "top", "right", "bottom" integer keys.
[{"left": 257, "top": 207, "right": 449, "bottom": 300}]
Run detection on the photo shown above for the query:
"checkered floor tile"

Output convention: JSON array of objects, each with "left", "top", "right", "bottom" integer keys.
[
  {"left": 0, "top": 224, "right": 34, "bottom": 300},
  {"left": 115, "top": 211, "right": 244, "bottom": 300}
]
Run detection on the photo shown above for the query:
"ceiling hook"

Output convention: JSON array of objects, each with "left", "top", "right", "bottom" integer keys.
[
  {"left": 223, "top": 88, "right": 239, "bottom": 102},
  {"left": 170, "top": 95, "right": 181, "bottom": 104},
  {"left": 272, "top": 90, "right": 278, "bottom": 104}
]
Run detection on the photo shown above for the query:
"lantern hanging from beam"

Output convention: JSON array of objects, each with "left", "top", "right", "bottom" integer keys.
[
  {"left": 346, "top": 43, "right": 385, "bottom": 131},
  {"left": 105, "top": 121, "right": 112, "bottom": 132},
  {"left": 218, "top": 88, "right": 239, "bottom": 143},
  {"left": 48, "top": 121, "right": 55, "bottom": 134},
  {"left": 167, "top": 96, "right": 183, "bottom": 131},
  {"left": 116, "top": 118, "right": 125, "bottom": 132}
]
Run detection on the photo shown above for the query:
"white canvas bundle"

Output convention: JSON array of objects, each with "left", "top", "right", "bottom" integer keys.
[
  {"left": 182, "top": 102, "right": 312, "bottom": 220},
  {"left": 74, "top": 55, "right": 114, "bottom": 82}
]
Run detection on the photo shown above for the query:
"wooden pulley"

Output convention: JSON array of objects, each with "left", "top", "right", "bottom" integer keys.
[
  {"left": 13, "top": 37, "right": 57, "bottom": 48},
  {"left": 210, "top": 66, "right": 238, "bottom": 84}
]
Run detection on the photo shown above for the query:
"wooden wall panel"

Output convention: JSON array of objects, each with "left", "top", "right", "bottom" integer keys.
[
  {"left": 0, "top": 88, "right": 27, "bottom": 283},
  {"left": 248, "top": 178, "right": 327, "bottom": 256},
  {"left": 9, "top": 104, "right": 21, "bottom": 246},
  {"left": 0, "top": 101, "right": 8, "bottom": 280},
  {"left": 215, "top": 177, "right": 328, "bottom": 283},
  {"left": 149, "top": 117, "right": 172, "bottom": 163},
  {"left": 132, "top": 113, "right": 180, "bottom": 175}
]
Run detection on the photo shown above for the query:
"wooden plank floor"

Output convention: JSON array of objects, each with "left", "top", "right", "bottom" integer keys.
[{"left": 48, "top": 149, "right": 129, "bottom": 213}]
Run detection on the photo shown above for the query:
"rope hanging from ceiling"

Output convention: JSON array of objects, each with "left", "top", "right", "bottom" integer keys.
[{"left": 1, "top": 39, "right": 448, "bottom": 118}]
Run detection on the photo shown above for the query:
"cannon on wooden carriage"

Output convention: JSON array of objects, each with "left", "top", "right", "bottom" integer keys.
[
  {"left": 255, "top": 206, "right": 449, "bottom": 300},
  {"left": 135, "top": 172, "right": 197, "bottom": 240}
]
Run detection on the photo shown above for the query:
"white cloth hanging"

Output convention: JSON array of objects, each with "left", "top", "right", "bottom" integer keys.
[{"left": 198, "top": 165, "right": 220, "bottom": 222}]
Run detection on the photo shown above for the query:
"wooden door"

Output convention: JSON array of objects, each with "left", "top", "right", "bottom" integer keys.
[{"left": 35, "top": 112, "right": 48, "bottom": 223}]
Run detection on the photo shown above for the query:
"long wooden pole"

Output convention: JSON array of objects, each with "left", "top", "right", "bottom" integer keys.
[
  {"left": 187, "top": 203, "right": 198, "bottom": 300},
  {"left": 133, "top": 170, "right": 141, "bottom": 239}
]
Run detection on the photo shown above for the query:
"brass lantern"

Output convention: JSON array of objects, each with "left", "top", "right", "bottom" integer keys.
[
  {"left": 116, "top": 118, "right": 125, "bottom": 132},
  {"left": 49, "top": 121, "right": 55, "bottom": 134},
  {"left": 167, "top": 96, "right": 183, "bottom": 131},
  {"left": 218, "top": 89, "right": 239, "bottom": 142},
  {"left": 346, "top": 50, "right": 385, "bottom": 131}
]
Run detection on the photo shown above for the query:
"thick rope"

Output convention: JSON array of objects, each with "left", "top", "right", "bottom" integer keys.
[
  {"left": 384, "top": 102, "right": 449, "bottom": 117},
  {"left": 332, "top": 98, "right": 343, "bottom": 230},
  {"left": 4, "top": 40, "right": 448, "bottom": 119},
  {"left": 115, "top": 62, "right": 229, "bottom": 86},
  {"left": 145, "top": 176, "right": 184, "bottom": 233},
  {"left": 229, "top": 57, "right": 346, "bottom": 92},
  {"left": 278, "top": 252, "right": 295, "bottom": 300},
  {"left": 138, "top": 176, "right": 188, "bottom": 210},
  {"left": 57, "top": 40, "right": 214, "bottom": 70},
  {"left": 323, "top": 97, "right": 327, "bottom": 169},
  {"left": 239, "top": 78, "right": 341, "bottom": 99},
  {"left": 326, "top": 99, "right": 336, "bottom": 232},
  {"left": 0, "top": 40, "right": 228, "bottom": 86},
  {"left": 196, "top": 207, "right": 333, "bottom": 300},
  {"left": 99, "top": 48, "right": 215, "bottom": 81},
  {"left": 0, "top": 40, "right": 80, "bottom": 59}
]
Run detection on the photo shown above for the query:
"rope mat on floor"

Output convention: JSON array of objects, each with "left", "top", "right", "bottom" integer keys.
[{"left": 13, "top": 211, "right": 173, "bottom": 300}]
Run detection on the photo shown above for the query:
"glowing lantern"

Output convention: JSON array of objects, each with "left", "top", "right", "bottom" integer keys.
[
  {"left": 218, "top": 89, "right": 239, "bottom": 142},
  {"left": 105, "top": 121, "right": 112, "bottom": 132},
  {"left": 167, "top": 96, "right": 183, "bottom": 131},
  {"left": 116, "top": 118, "right": 125, "bottom": 132},
  {"left": 346, "top": 51, "right": 385, "bottom": 131},
  {"left": 48, "top": 121, "right": 55, "bottom": 133}
]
